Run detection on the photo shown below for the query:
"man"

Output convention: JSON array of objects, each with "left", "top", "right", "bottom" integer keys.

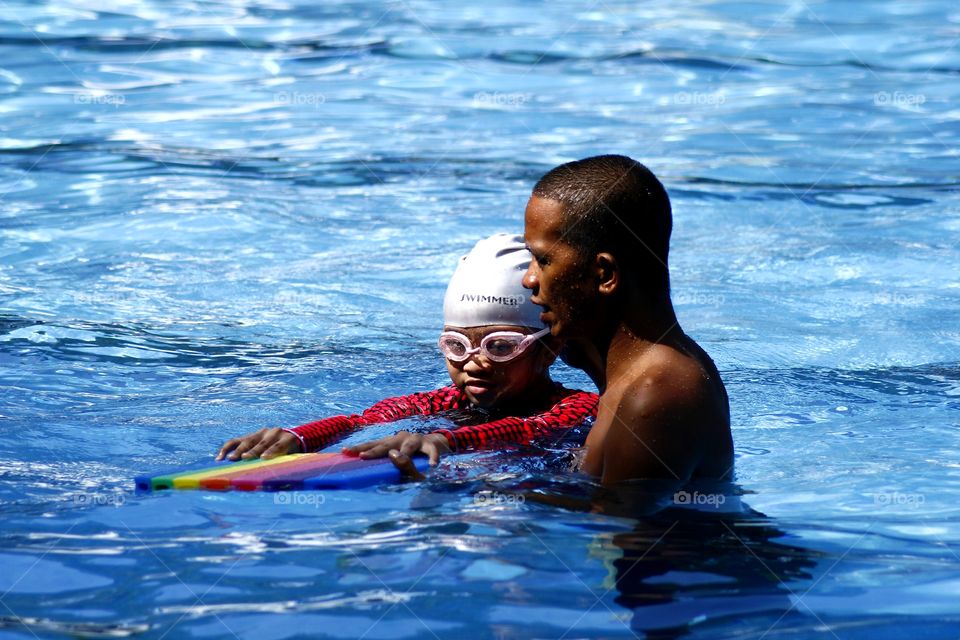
[{"left": 522, "top": 154, "right": 733, "bottom": 484}]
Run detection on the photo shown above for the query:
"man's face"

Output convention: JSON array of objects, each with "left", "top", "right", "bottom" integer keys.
[{"left": 522, "top": 195, "right": 593, "bottom": 341}]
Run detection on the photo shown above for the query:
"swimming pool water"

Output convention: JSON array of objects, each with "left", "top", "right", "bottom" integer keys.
[{"left": 1, "top": 1, "right": 959, "bottom": 638}]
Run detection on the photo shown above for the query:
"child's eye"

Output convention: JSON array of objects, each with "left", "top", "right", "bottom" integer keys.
[{"left": 486, "top": 339, "right": 516, "bottom": 356}]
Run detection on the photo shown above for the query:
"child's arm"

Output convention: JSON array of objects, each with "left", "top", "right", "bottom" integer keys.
[
  {"left": 293, "top": 385, "right": 466, "bottom": 451},
  {"left": 434, "top": 389, "right": 599, "bottom": 452},
  {"left": 216, "top": 386, "right": 469, "bottom": 460},
  {"left": 348, "top": 389, "right": 599, "bottom": 464}
]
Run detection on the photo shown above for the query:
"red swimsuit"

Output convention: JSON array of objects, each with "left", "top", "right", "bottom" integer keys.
[{"left": 290, "top": 383, "right": 599, "bottom": 453}]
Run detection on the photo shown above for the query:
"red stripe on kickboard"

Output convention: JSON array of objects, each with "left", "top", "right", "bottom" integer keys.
[
  {"left": 200, "top": 453, "right": 364, "bottom": 491},
  {"left": 198, "top": 454, "right": 342, "bottom": 491},
  {"left": 232, "top": 454, "right": 386, "bottom": 491}
]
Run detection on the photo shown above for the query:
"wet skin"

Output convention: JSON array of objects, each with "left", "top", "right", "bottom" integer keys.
[
  {"left": 522, "top": 195, "right": 733, "bottom": 484},
  {"left": 442, "top": 324, "right": 556, "bottom": 412}
]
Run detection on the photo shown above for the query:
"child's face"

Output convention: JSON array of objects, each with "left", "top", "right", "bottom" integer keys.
[{"left": 443, "top": 324, "right": 554, "bottom": 409}]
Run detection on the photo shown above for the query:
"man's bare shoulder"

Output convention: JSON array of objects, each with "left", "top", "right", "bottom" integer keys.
[
  {"left": 589, "top": 340, "right": 731, "bottom": 482},
  {"left": 614, "top": 342, "right": 720, "bottom": 416}
]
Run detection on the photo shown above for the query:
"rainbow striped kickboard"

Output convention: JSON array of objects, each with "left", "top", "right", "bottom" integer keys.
[{"left": 134, "top": 453, "right": 430, "bottom": 492}]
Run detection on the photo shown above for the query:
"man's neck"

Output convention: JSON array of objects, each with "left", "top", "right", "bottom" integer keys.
[
  {"left": 575, "top": 295, "right": 681, "bottom": 392},
  {"left": 562, "top": 338, "right": 607, "bottom": 390},
  {"left": 604, "top": 315, "right": 681, "bottom": 383}
]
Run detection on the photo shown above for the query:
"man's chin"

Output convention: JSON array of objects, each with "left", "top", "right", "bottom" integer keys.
[{"left": 545, "top": 317, "right": 571, "bottom": 341}]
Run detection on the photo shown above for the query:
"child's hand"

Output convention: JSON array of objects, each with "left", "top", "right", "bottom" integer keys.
[
  {"left": 216, "top": 427, "right": 301, "bottom": 461},
  {"left": 344, "top": 431, "right": 451, "bottom": 466}
]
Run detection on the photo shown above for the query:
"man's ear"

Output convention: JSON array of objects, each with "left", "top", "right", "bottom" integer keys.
[{"left": 596, "top": 252, "right": 618, "bottom": 295}]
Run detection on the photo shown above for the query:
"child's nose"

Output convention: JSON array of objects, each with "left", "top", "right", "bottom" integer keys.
[{"left": 462, "top": 353, "right": 490, "bottom": 372}]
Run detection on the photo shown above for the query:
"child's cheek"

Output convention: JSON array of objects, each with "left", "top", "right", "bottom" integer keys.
[
  {"left": 445, "top": 360, "right": 465, "bottom": 388},
  {"left": 490, "top": 363, "right": 520, "bottom": 395}
]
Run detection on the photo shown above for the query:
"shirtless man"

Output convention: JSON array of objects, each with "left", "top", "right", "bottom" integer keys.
[{"left": 522, "top": 155, "right": 733, "bottom": 485}]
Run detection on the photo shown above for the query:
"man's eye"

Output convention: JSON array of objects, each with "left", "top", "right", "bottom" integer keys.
[{"left": 535, "top": 254, "right": 549, "bottom": 266}]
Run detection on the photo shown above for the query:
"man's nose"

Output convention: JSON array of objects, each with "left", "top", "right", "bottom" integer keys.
[{"left": 522, "top": 264, "right": 538, "bottom": 291}]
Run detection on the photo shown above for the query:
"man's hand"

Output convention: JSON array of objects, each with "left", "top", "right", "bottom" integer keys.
[
  {"left": 216, "top": 427, "right": 302, "bottom": 461},
  {"left": 344, "top": 431, "right": 451, "bottom": 466}
]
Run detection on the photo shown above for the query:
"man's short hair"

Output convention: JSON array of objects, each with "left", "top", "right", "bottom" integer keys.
[{"left": 532, "top": 154, "right": 672, "bottom": 294}]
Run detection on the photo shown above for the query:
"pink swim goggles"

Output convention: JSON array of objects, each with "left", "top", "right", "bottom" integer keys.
[{"left": 438, "top": 327, "right": 550, "bottom": 363}]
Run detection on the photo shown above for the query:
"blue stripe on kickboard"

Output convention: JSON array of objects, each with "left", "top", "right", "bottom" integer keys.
[
  {"left": 301, "top": 456, "right": 431, "bottom": 490},
  {"left": 136, "top": 455, "right": 431, "bottom": 492},
  {"left": 261, "top": 455, "right": 380, "bottom": 491},
  {"left": 134, "top": 457, "right": 237, "bottom": 492}
]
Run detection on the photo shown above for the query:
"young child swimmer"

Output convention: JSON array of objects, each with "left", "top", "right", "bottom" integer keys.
[{"left": 216, "top": 233, "right": 599, "bottom": 467}]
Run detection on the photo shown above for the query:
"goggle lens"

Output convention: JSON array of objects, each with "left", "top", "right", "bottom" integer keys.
[
  {"left": 439, "top": 335, "right": 470, "bottom": 358},
  {"left": 437, "top": 328, "right": 550, "bottom": 363}
]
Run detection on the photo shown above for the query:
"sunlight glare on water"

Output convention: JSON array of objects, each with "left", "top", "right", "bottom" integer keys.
[{"left": 1, "top": 0, "right": 959, "bottom": 638}]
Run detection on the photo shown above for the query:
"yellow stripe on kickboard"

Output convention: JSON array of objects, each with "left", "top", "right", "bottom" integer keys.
[
  {"left": 148, "top": 458, "right": 265, "bottom": 491},
  {"left": 170, "top": 454, "right": 311, "bottom": 490}
]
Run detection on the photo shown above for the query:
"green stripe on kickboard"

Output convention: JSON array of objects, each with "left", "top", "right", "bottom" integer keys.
[{"left": 149, "top": 455, "right": 308, "bottom": 491}]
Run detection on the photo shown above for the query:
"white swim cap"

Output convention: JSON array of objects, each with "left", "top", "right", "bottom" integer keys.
[{"left": 443, "top": 233, "right": 544, "bottom": 329}]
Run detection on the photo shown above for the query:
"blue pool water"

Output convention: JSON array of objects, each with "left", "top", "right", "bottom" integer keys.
[{"left": 2, "top": 1, "right": 960, "bottom": 638}]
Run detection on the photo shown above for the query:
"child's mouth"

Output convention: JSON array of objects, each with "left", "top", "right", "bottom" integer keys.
[{"left": 465, "top": 380, "right": 493, "bottom": 396}]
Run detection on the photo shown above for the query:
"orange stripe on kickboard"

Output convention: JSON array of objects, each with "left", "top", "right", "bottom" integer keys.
[
  {"left": 203, "top": 454, "right": 347, "bottom": 491},
  {"left": 171, "top": 454, "right": 311, "bottom": 490}
]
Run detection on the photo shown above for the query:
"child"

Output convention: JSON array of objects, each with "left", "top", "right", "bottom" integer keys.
[{"left": 216, "top": 233, "right": 598, "bottom": 466}]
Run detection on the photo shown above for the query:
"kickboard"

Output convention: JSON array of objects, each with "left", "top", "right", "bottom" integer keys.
[{"left": 134, "top": 453, "right": 430, "bottom": 492}]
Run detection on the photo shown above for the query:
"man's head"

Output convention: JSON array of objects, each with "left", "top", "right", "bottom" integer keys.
[
  {"left": 441, "top": 233, "right": 558, "bottom": 408},
  {"left": 522, "top": 155, "right": 673, "bottom": 340}
]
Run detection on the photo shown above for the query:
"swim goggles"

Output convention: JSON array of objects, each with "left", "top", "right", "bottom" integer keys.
[{"left": 438, "top": 327, "right": 551, "bottom": 363}]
